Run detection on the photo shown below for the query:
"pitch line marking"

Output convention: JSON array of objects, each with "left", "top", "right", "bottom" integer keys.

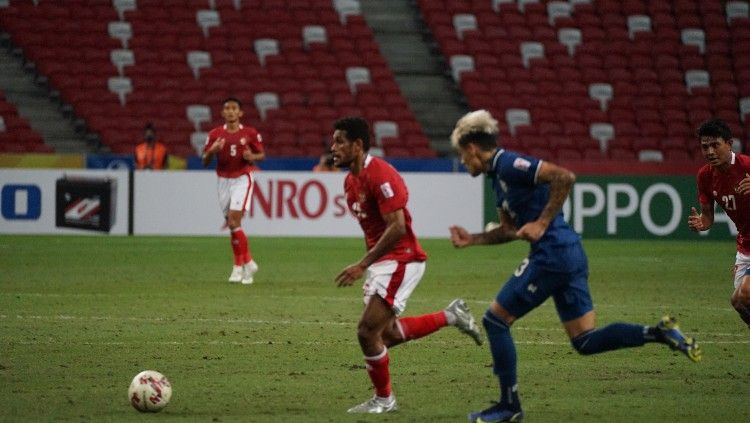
[
  {"left": 1, "top": 292, "right": 738, "bottom": 314},
  {"left": 1, "top": 314, "right": 747, "bottom": 338}
]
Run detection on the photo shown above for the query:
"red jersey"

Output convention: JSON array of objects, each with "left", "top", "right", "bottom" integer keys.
[
  {"left": 204, "top": 124, "right": 264, "bottom": 178},
  {"left": 344, "top": 155, "right": 427, "bottom": 263},
  {"left": 697, "top": 152, "right": 750, "bottom": 254}
]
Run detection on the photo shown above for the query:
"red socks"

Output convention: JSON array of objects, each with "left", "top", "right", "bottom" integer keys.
[
  {"left": 230, "top": 228, "right": 252, "bottom": 265},
  {"left": 397, "top": 311, "right": 448, "bottom": 341},
  {"left": 361, "top": 312, "right": 449, "bottom": 398},
  {"left": 365, "top": 348, "right": 391, "bottom": 398}
]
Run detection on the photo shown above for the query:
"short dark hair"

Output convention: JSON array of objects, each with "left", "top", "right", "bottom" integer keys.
[
  {"left": 459, "top": 131, "right": 497, "bottom": 151},
  {"left": 144, "top": 122, "right": 155, "bottom": 131},
  {"left": 333, "top": 117, "right": 370, "bottom": 151},
  {"left": 697, "top": 118, "right": 732, "bottom": 141},
  {"left": 223, "top": 97, "right": 243, "bottom": 109}
]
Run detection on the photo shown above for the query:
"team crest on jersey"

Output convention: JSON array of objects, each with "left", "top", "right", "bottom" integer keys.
[
  {"left": 240, "top": 137, "right": 247, "bottom": 145},
  {"left": 380, "top": 182, "right": 394, "bottom": 198},
  {"left": 352, "top": 193, "right": 368, "bottom": 219},
  {"left": 513, "top": 157, "right": 531, "bottom": 171}
]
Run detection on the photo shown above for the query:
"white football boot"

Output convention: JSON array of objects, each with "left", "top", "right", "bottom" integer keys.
[
  {"left": 445, "top": 298, "right": 483, "bottom": 345},
  {"left": 241, "top": 260, "right": 258, "bottom": 285},
  {"left": 347, "top": 394, "right": 397, "bottom": 414},
  {"left": 228, "top": 265, "right": 243, "bottom": 283}
]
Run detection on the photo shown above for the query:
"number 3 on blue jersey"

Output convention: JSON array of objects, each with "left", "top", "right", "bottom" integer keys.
[{"left": 514, "top": 258, "right": 530, "bottom": 277}]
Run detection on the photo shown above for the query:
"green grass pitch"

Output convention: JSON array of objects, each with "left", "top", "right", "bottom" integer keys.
[{"left": 1, "top": 235, "right": 748, "bottom": 422}]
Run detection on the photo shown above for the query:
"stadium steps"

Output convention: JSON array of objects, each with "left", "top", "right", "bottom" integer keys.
[
  {"left": 359, "top": 0, "right": 467, "bottom": 155},
  {"left": 0, "top": 41, "right": 90, "bottom": 153}
]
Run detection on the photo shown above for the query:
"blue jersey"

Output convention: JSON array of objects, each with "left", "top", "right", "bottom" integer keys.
[{"left": 489, "top": 149, "right": 583, "bottom": 271}]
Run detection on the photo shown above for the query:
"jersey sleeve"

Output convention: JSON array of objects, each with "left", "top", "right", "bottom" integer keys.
[
  {"left": 202, "top": 131, "right": 216, "bottom": 154},
  {"left": 247, "top": 128, "right": 264, "bottom": 153},
  {"left": 498, "top": 151, "right": 541, "bottom": 186},
  {"left": 369, "top": 163, "right": 408, "bottom": 216}
]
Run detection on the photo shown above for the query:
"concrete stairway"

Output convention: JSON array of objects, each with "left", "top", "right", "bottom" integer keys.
[
  {"left": 0, "top": 35, "right": 92, "bottom": 154},
  {"left": 358, "top": 0, "right": 468, "bottom": 156}
]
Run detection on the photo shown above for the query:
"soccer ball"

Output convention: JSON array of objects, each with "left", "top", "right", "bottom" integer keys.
[{"left": 128, "top": 370, "right": 172, "bottom": 412}]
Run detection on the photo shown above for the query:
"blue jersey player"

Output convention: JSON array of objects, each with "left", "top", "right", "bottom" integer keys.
[{"left": 448, "top": 110, "right": 702, "bottom": 423}]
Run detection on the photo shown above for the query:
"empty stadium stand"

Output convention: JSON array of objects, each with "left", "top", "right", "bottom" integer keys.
[
  {"left": 0, "top": 0, "right": 433, "bottom": 158},
  {"left": 0, "top": 89, "right": 51, "bottom": 153},
  {"left": 418, "top": 0, "right": 750, "bottom": 162}
]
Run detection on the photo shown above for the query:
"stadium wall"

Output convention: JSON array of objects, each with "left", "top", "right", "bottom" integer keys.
[
  {"left": 0, "top": 169, "right": 483, "bottom": 238},
  {"left": 1, "top": 159, "right": 735, "bottom": 241}
]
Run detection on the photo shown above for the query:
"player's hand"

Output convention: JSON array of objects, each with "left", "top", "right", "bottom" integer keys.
[
  {"left": 209, "top": 138, "right": 225, "bottom": 153},
  {"left": 737, "top": 173, "right": 750, "bottom": 195},
  {"left": 515, "top": 220, "right": 548, "bottom": 242},
  {"left": 687, "top": 207, "right": 708, "bottom": 232},
  {"left": 449, "top": 225, "right": 472, "bottom": 248},
  {"left": 242, "top": 148, "right": 254, "bottom": 161},
  {"left": 335, "top": 263, "right": 365, "bottom": 287}
]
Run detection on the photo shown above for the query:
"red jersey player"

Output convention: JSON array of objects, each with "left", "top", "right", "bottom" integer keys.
[
  {"left": 202, "top": 97, "right": 265, "bottom": 285},
  {"left": 330, "top": 117, "right": 483, "bottom": 414},
  {"left": 689, "top": 118, "right": 750, "bottom": 329}
]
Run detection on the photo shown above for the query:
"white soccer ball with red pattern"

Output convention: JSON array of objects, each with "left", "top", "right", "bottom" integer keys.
[{"left": 128, "top": 370, "right": 172, "bottom": 412}]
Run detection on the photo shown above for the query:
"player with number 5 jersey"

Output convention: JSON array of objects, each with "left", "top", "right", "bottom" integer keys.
[
  {"left": 202, "top": 97, "right": 265, "bottom": 285},
  {"left": 689, "top": 118, "right": 750, "bottom": 330}
]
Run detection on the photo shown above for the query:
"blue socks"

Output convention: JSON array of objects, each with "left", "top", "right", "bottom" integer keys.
[
  {"left": 483, "top": 311, "right": 521, "bottom": 411},
  {"left": 571, "top": 323, "right": 648, "bottom": 355},
  {"left": 484, "top": 313, "right": 656, "bottom": 410}
]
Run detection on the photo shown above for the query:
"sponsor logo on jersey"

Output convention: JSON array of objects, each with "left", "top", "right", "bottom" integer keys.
[
  {"left": 380, "top": 182, "right": 394, "bottom": 198},
  {"left": 513, "top": 157, "right": 531, "bottom": 171}
]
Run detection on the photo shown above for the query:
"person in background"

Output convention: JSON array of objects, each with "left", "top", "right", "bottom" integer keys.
[
  {"left": 688, "top": 118, "right": 750, "bottom": 330},
  {"left": 134, "top": 123, "right": 168, "bottom": 170},
  {"left": 202, "top": 97, "right": 265, "bottom": 285},
  {"left": 313, "top": 151, "right": 339, "bottom": 172}
]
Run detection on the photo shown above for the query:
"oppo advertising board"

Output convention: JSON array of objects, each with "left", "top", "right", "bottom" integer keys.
[
  {"left": 0, "top": 169, "right": 129, "bottom": 235},
  {"left": 561, "top": 176, "right": 737, "bottom": 239},
  {"left": 133, "top": 171, "right": 484, "bottom": 237}
]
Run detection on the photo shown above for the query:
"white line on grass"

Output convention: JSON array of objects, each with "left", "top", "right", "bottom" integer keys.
[
  {"left": 1, "top": 292, "right": 738, "bottom": 313},
  {"left": 2, "top": 314, "right": 747, "bottom": 338},
  {"left": 0, "top": 314, "right": 350, "bottom": 326}
]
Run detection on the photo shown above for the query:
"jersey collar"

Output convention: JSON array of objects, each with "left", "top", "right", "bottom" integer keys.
[
  {"left": 731, "top": 151, "right": 736, "bottom": 165},
  {"left": 223, "top": 124, "right": 244, "bottom": 130},
  {"left": 364, "top": 154, "right": 373, "bottom": 168},
  {"left": 488, "top": 148, "right": 504, "bottom": 174}
]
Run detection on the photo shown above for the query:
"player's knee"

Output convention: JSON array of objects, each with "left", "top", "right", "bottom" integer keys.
[
  {"left": 734, "top": 287, "right": 750, "bottom": 305},
  {"left": 482, "top": 310, "right": 510, "bottom": 334},
  {"left": 356, "top": 321, "right": 379, "bottom": 343},
  {"left": 571, "top": 330, "right": 596, "bottom": 355}
]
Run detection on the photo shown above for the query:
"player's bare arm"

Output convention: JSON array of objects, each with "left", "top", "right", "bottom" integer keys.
[
  {"left": 336, "top": 208, "right": 407, "bottom": 287},
  {"left": 450, "top": 209, "right": 519, "bottom": 247},
  {"left": 737, "top": 173, "right": 750, "bottom": 195},
  {"left": 688, "top": 204, "right": 714, "bottom": 232},
  {"left": 202, "top": 138, "right": 225, "bottom": 167},
  {"left": 516, "top": 161, "right": 575, "bottom": 242}
]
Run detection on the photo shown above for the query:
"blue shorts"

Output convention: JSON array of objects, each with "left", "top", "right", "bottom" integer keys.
[{"left": 496, "top": 252, "right": 593, "bottom": 322}]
